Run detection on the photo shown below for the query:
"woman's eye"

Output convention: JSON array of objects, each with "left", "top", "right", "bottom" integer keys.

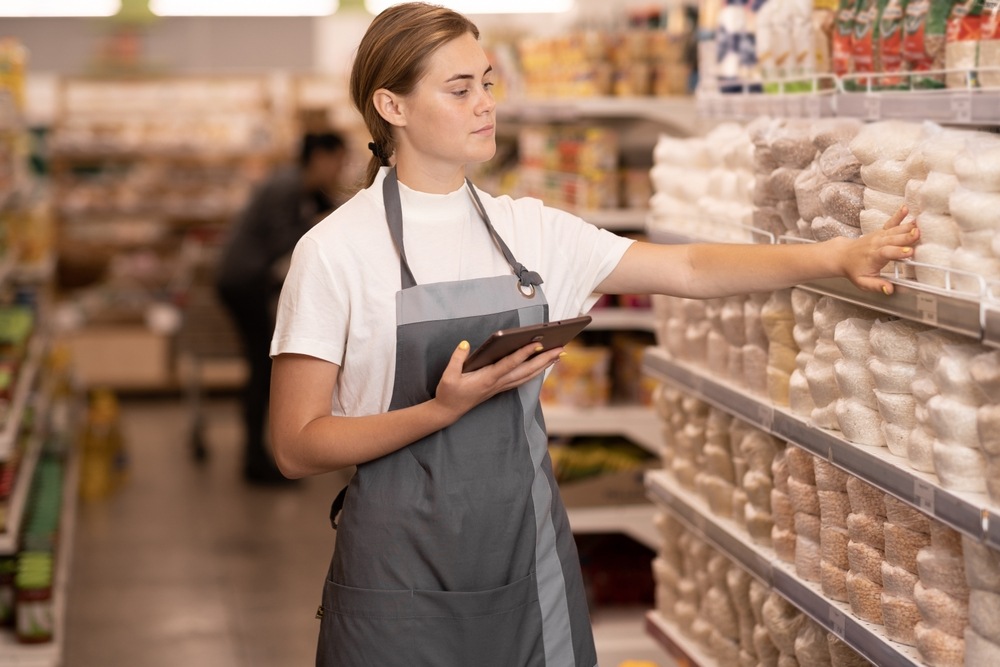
[
  {"left": 453, "top": 88, "right": 469, "bottom": 97},
  {"left": 484, "top": 82, "right": 495, "bottom": 91}
]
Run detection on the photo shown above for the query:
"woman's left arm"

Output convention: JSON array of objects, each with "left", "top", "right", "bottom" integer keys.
[{"left": 598, "top": 206, "right": 919, "bottom": 299}]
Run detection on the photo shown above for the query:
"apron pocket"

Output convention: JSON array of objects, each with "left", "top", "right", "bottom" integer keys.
[{"left": 318, "top": 571, "right": 544, "bottom": 667}]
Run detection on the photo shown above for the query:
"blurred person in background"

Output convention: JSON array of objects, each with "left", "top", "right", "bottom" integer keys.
[{"left": 216, "top": 131, "right": 347, "bottom": 485}]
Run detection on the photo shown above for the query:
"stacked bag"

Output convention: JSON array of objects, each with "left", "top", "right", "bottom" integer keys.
[
  {"left": 804, "top": 297, "right": 869, "bottom": 430},
  {"left": 868, "top": 319, "right": 930, "bottom": 458},
  {"left": 699, "top": 408, "right": 738, "bottom": 518},
  {"left": 652, "top": 511, "right": 685, "bottom": 624},
  {"left": 770, "top": 444, "right": 796, "bottom": 565},
  {"left": 845, "top": 477, "right": 887, "bottom": 625},
  {"left": 927, "top": 340, "right": 990, "bottom": 493},
  {"left": 788, "top": 288, "right": 819, "bottom": 417},
  {"left": 815, "top": 458, "right": 852, "bottom": 603},
  {"left": 971, "top": 350, "right": 1000, "bottom": 503},
  {"left": 749, "top": 118, "right": 820, "bottom": 240},
  {"left": 761, "top": 290, "right": 799, "bottom": 406},
  {"left": 744, "top": 293, "right": 771, "bottom": 397},
  {"left": 740, "top": 427, "right": 781, "bottom": 547},
  {"left": 833, "top": 316, "right": 883, "bottom": 447},
  {"left": 961, "top": 535, "right": 1000, "bottom": 665},
  {"left": 787, "top": 447, "right": 821, "bottom": 584},
  {"left": 914, "top": 524, "right": 969, "bottom": 667},
  {"left": 948, "top": 136, "right": 1000, "bottom": 290},
  {"left": 880, "top": 496, "right": 931, "bottom": 646}
]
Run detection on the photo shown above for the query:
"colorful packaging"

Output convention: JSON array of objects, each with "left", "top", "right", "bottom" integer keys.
[
  {"left": 834, "top": 0, "right": 862, "bottom": 78},
  {"left": 980, "top": 0, "right": 1000, "bottom": 87},
  {"left": 946, "top": 0, "right": 986, "bottom": 87},
  {"left": 903, "top": 0, "right": 956, "bottom": 88},
  {"left": 879, "top": 0, "right": 909, "bottom": 89},
  {"left": 814, "top": 0, "right": 840, "bottom": 78},
  {"left": 851, "top": 0, "right": 887, "bottom": 89},
  {"left": 791, "top": 0, "right": 818, "bottom": 90}
]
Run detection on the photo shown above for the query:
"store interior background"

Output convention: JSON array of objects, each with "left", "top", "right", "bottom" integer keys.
[{"left": 2, "top": 0, "right": 693, "bottom": 665}]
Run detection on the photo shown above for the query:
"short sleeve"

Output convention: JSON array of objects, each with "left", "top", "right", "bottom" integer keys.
[{"left": 270, "top": 235, "right": 349, "bottom": 364}]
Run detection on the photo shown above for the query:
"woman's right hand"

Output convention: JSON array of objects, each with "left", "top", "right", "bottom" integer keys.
[{"left": 433, "top": 340, "right": 563, "bottom": 422}]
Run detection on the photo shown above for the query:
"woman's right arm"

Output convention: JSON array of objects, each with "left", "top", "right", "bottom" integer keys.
[{"left": 269, "top": 341, "right": 563, "bottom": 478}]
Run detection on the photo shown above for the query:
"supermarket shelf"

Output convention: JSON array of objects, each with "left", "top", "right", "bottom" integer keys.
[
  {"left": 566, "top": 503, "right": 660, "bottom": 551},
  {"left": 643, "top": 347, "right": 1000, "bottom": 549},
  {"left": 593, "top": 607, "right": 671, "bottom": 667},
  {"left": 498, "top": 96, "right": 699, "bottom": 134},
  {"left": 544, "top": 404, "right": 662, "bottom": 456},
  {"left": 0, "top": 336, "right": 47, "bottom": 462},
  {"left": 648, "top": 227, "right": 999, "bottom": 348},
  {"left": 696, "top": 87, "right": 1000, "bottom": 126},
  {"left": 578, "top": 208, "right": 649, "bottom": 231},
  {"left": 587, "top": 308, "right": 656, "bottom": 333},
  {"left": 697, "top": 90, "right": 836, "bottom": 121},
  {"left": 647, "top": 470, "right": 926, "bottom": 667},
  {"left": 0, "top": 429, "right": 41, "bottom": 555},
  {"left": 0, "top": 446, "right": 79, "bottom": 666},
  {"left": 645, "top": 610, "right": 720, "bottom": 667}
]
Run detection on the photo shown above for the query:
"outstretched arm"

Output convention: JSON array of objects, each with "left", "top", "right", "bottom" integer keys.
[{"left": 598, "top": 206, "right": 919, "bottom": 299}]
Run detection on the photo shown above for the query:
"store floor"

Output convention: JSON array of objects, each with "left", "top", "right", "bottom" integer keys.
[{"left": 63, "top": 396, "right": 670, "bottom": 667}]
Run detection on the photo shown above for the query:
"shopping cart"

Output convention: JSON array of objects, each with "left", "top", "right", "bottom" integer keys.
[{"left": 173, "top": 238, "right": 245, "bottom": 462}]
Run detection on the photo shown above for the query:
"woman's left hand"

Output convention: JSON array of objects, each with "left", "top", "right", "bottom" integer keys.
[{"left": 838, "top": 205, "right": 919, "bottom": 295}]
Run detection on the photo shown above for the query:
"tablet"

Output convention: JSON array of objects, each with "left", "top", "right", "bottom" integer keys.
[{"left": 462, "top": 315, "right": 592, "bottom": 372}]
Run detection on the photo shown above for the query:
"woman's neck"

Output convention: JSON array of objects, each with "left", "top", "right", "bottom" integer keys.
[{"left": 394, "top": 160, "right": 467, "bottom": 195}]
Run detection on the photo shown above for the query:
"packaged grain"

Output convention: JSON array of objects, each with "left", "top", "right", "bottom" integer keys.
[
  {"left": 786, "top": 445, "right": 817, "bottom": 483},
  {"left": 814, "top": 458, "right": 849, "bottom": 490},
  {"left": 846, "top": 570, "right": 885, "bottom": 623},
  {"left": 850, "top": 0, "right": 883, "bottom": 90},
  {"left": 820, "top": 182, "right": 865, "bottom": 225},
  {"left": 953, "top": 143, "right": 1000, "bottom": 192},
  {"left": 762, "top": 592, "right": 806, "bottom": 655},
  {"left": 848, "top": 512, "right": 887, "bottom": 550},
  {"left": 874, "top": 390, "right": 917, "bottom": 427},
  {"left": 827, "top": 633, "right": 870, "bottom": 667},
  {"left": 914, "top": 212, "right": 961, "bottom": 249},
  {"left": 819, "top": 491, "right": 852, "bottom": 528},
  {"left": 796, "top": 535, "right": 822, "bottom": 581},
  {"left": 860, "top": 159, "right": 910, "bottom": 195},
  {"left": 961, "top": 535, "right": 1000, "bottom": 592},
  {"left": 881, "top": 592, "right": 922, "bottom": 645},
  {"left": 869, "top": 357, "right": 919, "bottom": 394},
  {"left": 788, "top": 477, "right": 821, "bottom": 515},
  {"left": 927, "top": 395, "right": 980, "bottom": 446},
  {"left": 846, "top": 476, "right": 887, "bottom": 516},
  {"left": 834, "top": 359, "right": 877, "bottom": 405},
  {"left": 883, "top": 422, "right": 911, "bottom": 457},
  {"left": 860, "top": 207, "right": 891, "bottom": 234},
  {"left": 885, "top": 523, "right": 933, "bottom": 572},
  {"left": 908, "top": 425, "right": 937, "bottom": 473},
  {"left": 849, "top": 119, "right": 923, "bottom": 164},
  {"left": 915, "top": 622, "right": 965, "bottom": 667},
  {"left": 980, "top": 2, "right": 1000, "bottom": 88},
  {"left": 794, "top": 619, "right": 832, "bottom": 667},
  {"left": 918, "top": 546, "right": 970, "bottom": 599},
  {"left": 818, "top": 142, "right": 863, "bottom": 182},
  {"left": 914, "top": 581, "right": 969, "bottom": 638},
  {"left": 964, "top": 628, "right": 1000, "bottom": 667},
  {"left": 773, "top": 447, "right": 791, "bottom": 493},
  {"left": 821, "top": 525, "right": 851, "bottom": 568},
  {"left": 811, "top": 216, "right": 863, "bottom": 240},
  {"left": 773, "top": 488, "right": 795, "bottom": 528},
  {"left": 932, "top": 439, "right": 987, "bottom": 493},
  {"left": 795, "top": 511, "right": 822, "bottom": 541},
  {"left": 969, "top": 589, "right": 1000, "bottom": 644},
  {"left": 755, "top": 623, "right": 782, "bottom": 667},
  {"left": 883, "top": 560, "right": 921, "bottom": 595},
  {"left": 822, "top": 560, "right": 850, "bottom": 601},
  {"left": 863, "top": 187, "right": 906, "bottom": 215},
  {"left": 885, "top": 495, "right": 932, "bottom": 532},
  {"left": 836, "top": 398, "right": 886, "bottom": 446},
  {"left": 774, "top": 527, "right": 798, "bottom": 563},
  {"left": 848, "top": 539, "right": 886, "bottom": 583},
  {"left": 811, "top": 117, "right": 864, "bottom": 152}
]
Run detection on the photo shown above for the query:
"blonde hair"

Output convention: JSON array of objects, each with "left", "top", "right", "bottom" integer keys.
[{"left": 350, "top": 2, "right": 480, "bottom": 187}]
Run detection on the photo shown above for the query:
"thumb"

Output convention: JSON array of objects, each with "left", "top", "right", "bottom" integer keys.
[
  {"left": 452, "top": 340, "right": 471, "bottom": 373},
  {"left": 855, "top": 276, "right": 893, "bottom": 295}
]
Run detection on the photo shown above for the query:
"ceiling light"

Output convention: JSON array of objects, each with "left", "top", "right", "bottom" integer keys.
[
  {"left": 150, "top": 0, "right": 338, "bottom": 16},
  {"left": 364, "top": 0, "right": 574, "bottom": 14},
  {"left": 0, "top": 0, "right": 121, "bottom": 17}
]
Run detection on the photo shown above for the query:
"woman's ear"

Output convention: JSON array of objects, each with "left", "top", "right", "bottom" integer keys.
[{"left": 373, "top": 89, "right": 406, "bottom": 127}]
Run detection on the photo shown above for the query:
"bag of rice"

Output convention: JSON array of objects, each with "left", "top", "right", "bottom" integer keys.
[
  {"left": 915, "top": 582, "right": 970, "bottom": 638},
  {"left": 811, "top": 216, "right": 863, "bottom": 241},
  {"left": 932, "top": 438, "right": 987, "bottom": 492},
  {"left": 810, "top": 117, "right": 864, "bottom": 152},
  {"left": 915, "top": 212, "right": 960, "bottom": 248},
  {"left": 819, "top": 142, "right": 863, "bottom": 182},
  {"left": 963, "top": 535, "right": 1000, "bottom": 592},
  {"left": 859, "top": 207, "right": 892, "bottom": 235},
  {"left": 904, "top": 0, "right": 956, "bottom": 88},
  {"left": 861, "top": 159, "right": 910, "bottom": 195},
  {"left": 849, "top": 0, "right": 885, "bottom": 90},
  {"left": 953, "top": 142, "right": 1000, "bottom": 192},
  {"left": 915, "top": 622, "right": 966, "bottom": 667},
  {"left": 850, "top": 119, "right": 924, "bottom": 164},
  {"left": 863, "top": 187, "right": 906, "bottom": 215},
  {"left": 869, "top": 357, "right": 919, "bottom": 393},
  {"left": 882, "top": 592, "right": 921, "bottom": 645}
]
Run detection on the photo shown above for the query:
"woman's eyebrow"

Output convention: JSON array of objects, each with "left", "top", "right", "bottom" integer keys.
[{"left": 445, "top": 65, "right": 493, "bottom": 83}]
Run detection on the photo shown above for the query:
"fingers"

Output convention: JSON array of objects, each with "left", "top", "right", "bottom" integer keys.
[
  {"left": 451, "top": 340, "right": 471, "bottom": 373},
  {"left": 882, "top": 204, "right": 909, "bottom": 230},
  {"left": 855, "top": 275, "right": 893, "bottom": 295}
]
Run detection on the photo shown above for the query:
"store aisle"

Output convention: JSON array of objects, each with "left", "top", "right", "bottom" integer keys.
[
  {"left": 60, "top": 396, "right": 669, "bottom": 667},
  {"left": 64, "top": 397, "right": 347, "bottom": 667}
]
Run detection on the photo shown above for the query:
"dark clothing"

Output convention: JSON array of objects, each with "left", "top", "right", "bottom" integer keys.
[{"left": 215, "top": 166, "right": 336, "bottom": 479}]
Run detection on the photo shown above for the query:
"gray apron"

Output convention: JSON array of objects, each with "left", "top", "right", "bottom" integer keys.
[{"left": 316, "top": 169, "right": 597, "bottom": 667}]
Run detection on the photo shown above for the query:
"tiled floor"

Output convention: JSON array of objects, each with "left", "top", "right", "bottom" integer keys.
[{"left": 63, "top": 397, "right": 670, "bottom": 666}]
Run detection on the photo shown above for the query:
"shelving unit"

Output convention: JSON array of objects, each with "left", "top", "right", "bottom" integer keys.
[
  {"left": 499, "top": 96, "right": 700, "bottom": 136},
  {"left": 644, "top": 346, "right": 998, "bottom": 549},
  {"left": 646, "top": 469, "right": 925, "bottom": 667},
  {"left": 0, "top": 336, "right": 47, "bottom": 462},
  {"left": 644, "top": 610, "right": 720, "bottom": 667},
  {"left": 567, "top": 504, "right": 659, "bottom": 551},
  {"left": 544, "top": 404, "right": 661, "bottom": 456},
  {"left": 696, "top": 87, "right": 1000, "bottom": 126}
]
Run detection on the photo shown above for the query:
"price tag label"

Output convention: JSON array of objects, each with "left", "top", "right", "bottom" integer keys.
[
  {"left": 916, "top": 293, "right": 939, "bottom": 326},
  {"left": 864, "top": 96, "right": 881, "bottom": 120},
  {"left": 829, "top": 608, "right": 847, "bottom": 640},
  {"left": 951, "top": 95, "right": 972, "bottom": 124},
  {"left": 915, "top": 479, "right": 936, "bottom": 514}
]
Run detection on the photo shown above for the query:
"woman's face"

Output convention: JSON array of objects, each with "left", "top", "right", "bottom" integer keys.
[{"left": 396, "top": 32, "right": 497, "bottom": 174}]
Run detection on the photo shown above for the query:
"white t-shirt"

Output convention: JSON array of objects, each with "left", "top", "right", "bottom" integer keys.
[{"left": 271, "top": 167, "right": 634, "bottom": 417}]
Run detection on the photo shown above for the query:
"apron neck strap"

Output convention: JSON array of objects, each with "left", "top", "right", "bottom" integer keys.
[{"left": 383, "top": 167, "right": 544, "bottom": 291}]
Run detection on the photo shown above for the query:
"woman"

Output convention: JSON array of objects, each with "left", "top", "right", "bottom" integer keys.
[{"left": 269, "top": 4, "right": 919, "bottom": 666}]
